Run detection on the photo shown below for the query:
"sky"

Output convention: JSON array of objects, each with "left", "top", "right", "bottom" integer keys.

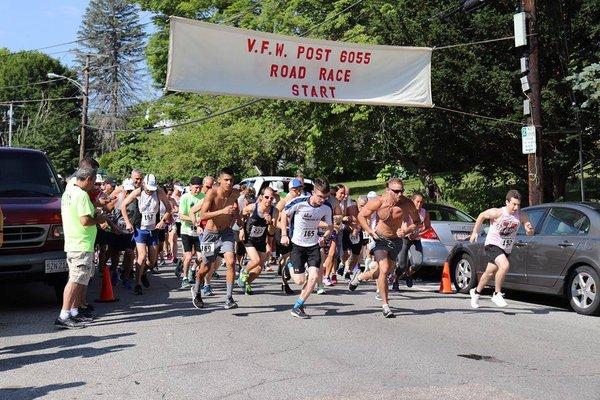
[{"left": 0, "top": 0, "right": 159, "bottom": 99}]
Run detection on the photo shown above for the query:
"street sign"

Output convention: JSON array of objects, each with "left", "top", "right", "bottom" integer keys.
[{"left": 522, "top": 125, "right": 536, "bottom": 154}]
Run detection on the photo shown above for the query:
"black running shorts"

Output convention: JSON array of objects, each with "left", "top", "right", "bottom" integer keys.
[{"left": 289, "top": 243, "right": 321, "bottom": 274}]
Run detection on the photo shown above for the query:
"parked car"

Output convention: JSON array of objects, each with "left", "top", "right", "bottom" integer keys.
[
  {"left": 448, "top": 202, "right": 600, "bottom": 315},
  {"left": 239, "top": 176, "right": 314, "bottom": 196},
  {"left": 0, "top": 148, "right": 67, "bottom": 300},
  {"left": 416, "top": 203, "right": 476, "bottom": 268}
]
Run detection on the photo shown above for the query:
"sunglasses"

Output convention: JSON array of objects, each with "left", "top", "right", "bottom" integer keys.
[
  {"left": 204, "top": 185, "right": 212, "bottom": 189},
  {"left": 389, "top": 188, "right": 404, "bottom": 194},
  {"left": 263, "top": 195, "right": 273, "bottom": 200}
]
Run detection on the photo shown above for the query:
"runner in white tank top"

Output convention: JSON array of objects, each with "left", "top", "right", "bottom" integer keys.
[{"left": 468, "top": 190, "right": 534, "bottom": 308}]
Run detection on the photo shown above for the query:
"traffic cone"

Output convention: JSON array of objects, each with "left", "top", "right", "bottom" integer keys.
[
  {"left": 96, "top": 265, "right": 119, "bottom": 303},
  {"left": 439, "top": 261, "right": 454, "bottom": 294}
]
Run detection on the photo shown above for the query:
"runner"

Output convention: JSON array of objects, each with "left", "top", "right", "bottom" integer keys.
[
  {"left": 352, "top": 179, "right": 422, "bottom": 318},
  {"left": 274, "top": 178, "right": 304, "bottom": 294},
  {"left": 120, "top": 174, "right": 172, "bottom": 295},
  {"left": 237, "top": 186, "right": 278, "bottom": 295},
  {"left": 178, "top": 176, "right": 204, "bottom": 289},
  {"left": 339, "top": 185, "right": 362, "bottom": 282},
  {"left": 280, "top": 178, "right": 334, "bottom": 319},
  {"left": 114, "top": 178, "right": 137, "bottom": 289},
  {"left": 393, "top": 192, "right": 431, "bottom": 291},
  {"left": 468, "top": 190, "right": 534, "bottom": 308},
  {"left": 191, "top": 168, "right": 240, "bottom": 309},
  {"left": 167, "top": 184, "right": 181, "bottom": 263}
]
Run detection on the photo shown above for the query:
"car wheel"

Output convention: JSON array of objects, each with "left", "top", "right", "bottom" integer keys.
[
  {"left": 453, "top": 254, "right": 476, "bottom": 294},
  {"left": 567, "top": 265, "right": 600, "bottom": 316}
]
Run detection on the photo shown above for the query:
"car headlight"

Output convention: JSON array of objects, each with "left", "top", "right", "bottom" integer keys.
[{"left": 49, "top": 225, "right": 64, "bottom": 240}]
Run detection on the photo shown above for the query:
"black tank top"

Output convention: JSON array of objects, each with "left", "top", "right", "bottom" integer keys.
[{"left": 244, "top": 204, "right": 273, "bottom": 242}]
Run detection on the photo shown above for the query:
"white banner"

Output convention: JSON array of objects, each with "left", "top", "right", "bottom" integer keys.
[{"left": 166, "top": 17, "right": 433, "bottom": 107}]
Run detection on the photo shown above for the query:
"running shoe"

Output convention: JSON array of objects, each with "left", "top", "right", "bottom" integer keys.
[
  {"left": 191, "top": 287, "right": 204, "bottom": 308},
  {"left": 244, "top": 282, "right": 253, "bottom": 295},
  {"left": 158, "top": 259, "right": 166, "bottom": 266},
  {"left": 78, "top": 307, "right": 97, "bottom": 320},
  {"left": 323, "top": 277, "right": 332, "bottom": 286},
  {"left": 212, "top": 271, "right": 220, "bottom": 279},
  {"left": 382, "top": 304, "right": 396, "bottom": 318},
  {"left": 224, "top": 298, "right": 238, "bottom": 309},
  {"left": 491, "top": 292, "right": 508, "bottom": 307},
  {"left": 71, "top": 314, "right": 94, "bottom": 324},
  {"left": 55, "top": 317, "right": 85, "bottom": 330},
  {"left": 469, "top": 288, "right": 480, "bottom": 309},
  {"left": 375, "top": 291, "right": 382, "bottom": 301},
  {"left": 330, "top": 275, "right": 338, "bottom": 285},
  {"left": 141, "top": 272, "right": 150, "bottom": 288},
  {"left": 348, "top": 271, "right": 361, "bottom": 291},
  {"left": 405, "top": 276, "right": 413, "bottom": 288},
  {"left": 281, "top": 282, "right": 294, "bottom": 294},
  {"left": 392, "top": 282, "right": 400, "bottom": 292},
  {"left": 290, "top": 307, "right": 309, "bottom": 319},
  {"left": 180, "top": 278, "right": 191, "bottom": 290},
  {"left": 316, "top": 285, "right": 325, "bottom": 295},
  {"left": 134, "top": 284, "right": 143, "bottom": 295},
  {"left": 202, "top": 284, "right": 214, "bottom": 296},
  {"left": 174, "top": 260, "right": 183, "bottom": 278},
  {"left": 237, "top": 270, "right": 249, "bottom": 288},
  {"left": 337, "top": 265, "right": 345, "bottom": 276}
]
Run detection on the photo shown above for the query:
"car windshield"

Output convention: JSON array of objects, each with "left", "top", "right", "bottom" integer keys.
[
  {"left": 0, "top": 153, "right": 62, "bottom": 197},
  {"left": 425, "top": 204, "right": 475, "bottom": 222}
]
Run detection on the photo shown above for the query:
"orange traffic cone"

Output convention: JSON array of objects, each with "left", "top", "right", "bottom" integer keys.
[
  {"left": 439, "top": 261, "right": 454, "bottom": 294},
  {"left": 96, "top": 265, "right": 119, "bottom": 303}
]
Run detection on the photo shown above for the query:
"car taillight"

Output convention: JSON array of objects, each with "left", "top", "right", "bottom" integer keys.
[
  {"left": 420, "top": 227, "right": 439, "bottom": 240},
  {"left": 49, "top": 224, "right": 64, "bottom": 240}
]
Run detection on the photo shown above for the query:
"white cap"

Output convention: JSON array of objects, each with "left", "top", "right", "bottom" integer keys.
[
  {"left": 367, "top": 191, "right": 378, "bottom": 199},
  {"left": 95, "top": 174, "right": 104, "bottom": 183},
  {"left": 174, "top": 184, "right": 184, "bottom": 193},
  {"left": 143, "top": 174, "right": 158, "bottom": 191},
  {"left": 122, "top": 178, "right": 135, "bottom": 191},
  {"left": 270, "top": 181, "right": 284, "bottom": 192}
]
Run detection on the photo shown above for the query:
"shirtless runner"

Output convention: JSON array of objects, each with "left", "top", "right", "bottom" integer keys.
[
  {"left": 351, "top": 179, "right": 422, "bottom": 318},
  {"left": 190, "top": 168, "right": 240, "bottom": 309}
]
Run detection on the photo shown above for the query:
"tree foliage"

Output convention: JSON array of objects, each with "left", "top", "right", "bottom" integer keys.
[{"left": 0, "top": 49, "right": 80, "bottom": 175}]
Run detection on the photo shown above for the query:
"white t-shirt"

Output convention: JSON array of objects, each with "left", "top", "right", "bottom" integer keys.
[{"left": 284, "top": 196, "right": 333, "bottom": 247}]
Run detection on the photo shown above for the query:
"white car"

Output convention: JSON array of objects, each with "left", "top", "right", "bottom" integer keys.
[{"left": 239, "top": 176, "right": 313, "bottom": 196}]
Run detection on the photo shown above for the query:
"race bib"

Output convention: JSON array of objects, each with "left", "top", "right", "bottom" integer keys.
[
  {"left": 350, "top": 233, "right": 361, "bottom": 244},
  {"left": 362, "top": 231, "right": 371, "bottom": 240},
  {"left": 502, "top": 238, "right": 514, "bottom": 248},
  {"left": 201, "top": 242, "right": 215, "bottom": 256},
  {"left": 141, "top": 212, "right": 155, "bottom": 229},
  {"left": 249, "top": 226, "right": 266, "bottom": 238},
  {"left": 302, "top": 229, "right": 316, "bottom": 238}
]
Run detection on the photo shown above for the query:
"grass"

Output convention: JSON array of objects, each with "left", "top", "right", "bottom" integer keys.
[{"left": 337, "top": 173, "right": 451, "bottom": 197}]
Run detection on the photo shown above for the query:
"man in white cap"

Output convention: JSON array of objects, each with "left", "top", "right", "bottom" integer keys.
[{"left": 120, "top": 174, "right": 172, "bottom": 295}]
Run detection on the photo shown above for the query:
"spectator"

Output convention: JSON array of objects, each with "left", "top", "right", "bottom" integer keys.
[{"left": 55, "top": 167, "right": 105, "bottom": 330}]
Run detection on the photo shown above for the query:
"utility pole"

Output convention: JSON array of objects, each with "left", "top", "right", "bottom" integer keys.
[
  {"left": 79, "top": 54, "right": 90, "bottom": 162},
  {"left": 7, "top": 103, "right": 13, "bottom": 147},
  {"left": 523, "top": 0, "right": 544, "bottom": 205}
]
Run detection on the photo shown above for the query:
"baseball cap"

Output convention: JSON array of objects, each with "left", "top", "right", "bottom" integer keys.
[
  {"left": 95, "top": 174, "right": 104, "bottom": 183},
  {"left": 104, "top": 177, "right": 116, "bottom": 187},
  {"left": 122, "top": 178, "right": 135, "bottom": 191},
  {"left": 289, "top": 178, "right": 303, "bottom": 189},
  {"left": 270, "top": 181, "right": 284, "bottom": 192},
  {"left": 174, "top": 184, "right": 184, "bottom": 193},
  {"left": 144, "top": 174, "right": 158, "bottom": 191},
  {"left": 367, "top": 191, "right": 378, "bottom": 199}
]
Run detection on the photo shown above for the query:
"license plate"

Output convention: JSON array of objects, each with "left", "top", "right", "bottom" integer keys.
[
  {"left": 452, "top": 232, "right": 471, "bottom": 241},
  {"left": 45, "top": 259, "right": 68, "bottom": 273}
]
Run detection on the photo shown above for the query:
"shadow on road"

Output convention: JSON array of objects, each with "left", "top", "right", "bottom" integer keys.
[
  {"left": 0, "top": 332, "right": 135, "bottom": 355},
  {"left": 0, "top": 382, "right": 86, "bottom": 400}
]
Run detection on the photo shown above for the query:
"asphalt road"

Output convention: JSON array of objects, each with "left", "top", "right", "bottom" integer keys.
[{"left": 1, "top": 265, "right": 599, "bottom": 400}]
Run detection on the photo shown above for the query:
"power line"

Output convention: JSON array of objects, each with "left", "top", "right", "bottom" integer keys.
[
  {"left": 0, "top": 78, "right": 67, "bottom": 91},
  {"left": 433, "top": 105, "right": 539, "bottom": 127},
  {"left": 0, "top": 96, "right": 82, "bottom": 105}
]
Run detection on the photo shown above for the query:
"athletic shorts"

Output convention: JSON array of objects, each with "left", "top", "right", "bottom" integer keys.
[
  {"left": 157, "top": 229, "right": 166, "bottom": 243},
  {"left": 274, "top": 228, "right": 292, "bottom": 255},
  {"left": 289, "top": 243, "right": 321, "bottom": 274},
  {"left": 67, "top": 251, "right": 95, "bottom": 285},
  {"left": 181, "top": 234, "right": 201, "bottom": 253},
  {"left": 201, "top": 228, "right": 235, "bottom": 264},
  {"left": 175, "top": 222, "right": 181, "bottom": 236},
  {"left": 95, "top": 228, "right": 111, "bottom": 246},
  {"left": 372, "top": 236, "right": 403, "bottom": 261},
  {"left": 113, "top": 232, "right": 134, "bottom": 251},
  {"left": 485, "top": 245, "right": 510, "bottom": 264},
  {"left": 133, "top": 228, "right": 159, "bottom": 247},
  {"left": 342, "top": 229, "right": 363, "bottom": 256},
  {"left": 245, "top": 238, "right": 267, "bottom": 253}
]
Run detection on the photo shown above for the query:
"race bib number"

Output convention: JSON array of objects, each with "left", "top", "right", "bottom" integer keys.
[
  {"left": 249, "top": 226, "right": 266, "bottom": 238},
  {"left": 350, "top": 233, "right": 361, "bottom": 244},
  {"left": 362, "top": 231, "right": 371, "bottom": 240},
  {"left": 142, "top": 212, "right": 154, "bottom": 223},
  {"left": 502, "top": 239, "right": 514, "bottom": 248},
  {"left": 201, "top": 242, "right": 215, "bottom": 256},
  {"left": 303, "top": 229, "right": 316, "bottom": 238}
]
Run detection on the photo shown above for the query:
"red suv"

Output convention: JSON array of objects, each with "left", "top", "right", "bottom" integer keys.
[{"left": 0, "top": 147, "right": 67, "bottom": 300}]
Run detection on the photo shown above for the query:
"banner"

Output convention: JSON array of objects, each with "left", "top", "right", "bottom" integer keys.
[{"left": 166, "top": 17, "right": 433, "bottom": 107}]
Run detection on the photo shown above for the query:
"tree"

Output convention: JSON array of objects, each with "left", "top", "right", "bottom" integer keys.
[
  {"left": 78, "top": 0, "right": 147, "bottom": 152},
  {"left": 0, "top": 49, "right": 80, "bottom": 174}
]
